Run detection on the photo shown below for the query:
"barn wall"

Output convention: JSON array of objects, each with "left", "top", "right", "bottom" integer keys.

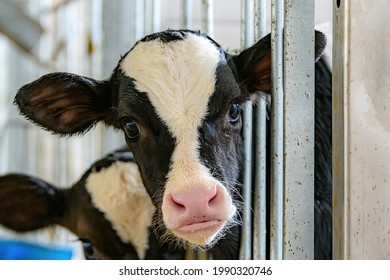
[{"left": 333, "top": 0, "right": 390, "bottom": 259}]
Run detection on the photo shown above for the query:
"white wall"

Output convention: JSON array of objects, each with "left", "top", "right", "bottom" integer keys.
[{"left": 333, "top": 0, "right": 390, "bottom": 259}]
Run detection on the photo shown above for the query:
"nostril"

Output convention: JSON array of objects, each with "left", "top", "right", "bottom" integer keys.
[
  {"left": 170, "top": 193, "right": 186, "bottom": 210},
  {"left": 208, "top": 188, "right": 218, "bottom": 206},
  {"left": 206, "top": 185, "right": 219, "bottom": 206}
]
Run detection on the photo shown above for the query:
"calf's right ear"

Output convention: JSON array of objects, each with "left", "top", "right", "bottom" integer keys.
[
  {"left": 14, "top": 72, "right": 113, "bottom": 136},
  {"left": 0, "top": 174, "right": 64, "bottom": 232}
]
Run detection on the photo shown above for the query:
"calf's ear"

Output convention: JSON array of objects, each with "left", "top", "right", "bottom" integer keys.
[
  {"left": 14, "top": 72, "right": 113, "bottom": 136},
  {"left": 233, "top": 30, "right": 327, "bottom": 98},
  {"left": 0, "top": 174, "right": 65, "bottom": 232},
  {"left": 232, "top": 33, "right": 272, "bottom": 95}
]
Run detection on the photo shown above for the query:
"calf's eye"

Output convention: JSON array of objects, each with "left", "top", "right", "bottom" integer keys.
[
  {"left": 79, "top": 238, "right": 98, "bottom": 260},
  {"left": 123, "top": 119, "right": 141, "bottom": 140},
  {"left": 228, "top": 103, "right": 240, "bottom": 124}
]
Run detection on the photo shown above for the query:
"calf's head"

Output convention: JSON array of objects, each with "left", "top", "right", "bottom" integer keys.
[
  {"left": 14, "top": 29, "right": 326, "bottom": 249},
  {"left": 0, "top": 151, "right": 164, "bottom": 260}
]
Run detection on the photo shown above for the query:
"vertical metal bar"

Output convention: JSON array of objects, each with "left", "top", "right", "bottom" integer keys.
[
  {"left": 152, "top": 0, "right": 161, "bottom": 32},
  {"left": 101, "top": 0, "right": 120, "bottom": 77},
  {"left": 253, "top": 0, "right": 267, "bottom": 260},
  {"left": 91, "top": 0, "right": 103, "bottom": 79},
  {"left": 90, "top": 0, "right": 104, "bottom": 159},
  {"left": 239, "top": 0, "right": 254, "bottom": 261},
  {"left": 81, "top": 0, "right": 95, "bottom": 175},
  {"left": 270, "top": 0, "right": 284, "bottom": 260},
  {"left": 134, "top": 0, "right": 145, "bottom": 40},
  {"left": 26, "top": 126, "right": 38, "bottom": 175},
  {"left": 144, "top": 0, "right": 153, "bottom": 35},
  {"left": 6, "top": 25, "right": 34, "bottom": 175},
  {"left": 0, "top": 37, "right": 7, "bottom": 174},
  {"left": 181, "top": 0, "right": 193, "bottom": 29},
  {"left": 100, "top": 0, "right": 130, "bottom": 154},
  {"left": 23, "top": 0, "right": 41, "bottom": 178},
  {"left": 283, "top": 0, "right": 315, "bottom": 259},
  {"left": 201, "top": 0, "right": 214, "bottom": 36},
  {"left": 332, "top": 0, "right": 349, "bottom": 260}
]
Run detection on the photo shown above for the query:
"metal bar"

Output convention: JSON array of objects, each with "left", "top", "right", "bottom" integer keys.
[
  {"left": 144, "top": 0, "right": 153, "bottom": 35},
  {"left": 101, "top": 0, "right": 119, "bottom": 77},
  {"left": 81, "top": 0, "right": 96, "bottom": 174},
  {"left": 201, "top": 0, "right": 214, "bottom": 36},
  {"left": 26, "top": 126, "right": 38, "bottom": 175},
  {"left": 239, "top": 0, "right": 255, "bottom": 261},
  {"left": 253, "top": 0, "right": 267, "bottom": 260},
  {"left": 332, "top": 0, "right": 349, "bottom": 260},
  {"left": 152, "top": 0, "right": 161, "bottom": 32},
  {"left": 90, "top": 0, "right": 104, "bottom": 159},
  {"left": 181, "top": 0, "right": 193, "bottom": 29},
  {"left": 270, "top": 0, "right": 284, "bottom": 260},
  {"left": 134, "top": 0, "right": 145, "bottom": 40},
  {"left": 6, "top": 29, "right": 33, "bottom": 174},
  {"left": 283, "top": 0, "right": 315, "bottom": 259}
]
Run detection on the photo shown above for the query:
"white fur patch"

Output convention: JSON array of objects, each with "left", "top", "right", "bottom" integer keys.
[
  {"left": 85, "top": 162, "right": 155, "bottom": 259},
  {"left": 120, "top": 33, "right": 223, "bottom": 193}
]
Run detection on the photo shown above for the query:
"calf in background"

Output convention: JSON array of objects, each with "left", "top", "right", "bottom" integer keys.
[{"left": 0, "top": 150, "right": 185, "bottom": 260}]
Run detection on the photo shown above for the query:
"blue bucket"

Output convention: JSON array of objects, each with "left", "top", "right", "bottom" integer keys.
[{"left": 0, "top": 239, "right": 73, "bottom": 260}]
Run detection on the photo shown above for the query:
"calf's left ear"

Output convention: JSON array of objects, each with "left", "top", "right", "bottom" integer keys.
[
  {"left": 14, "top": 72, "right": 113, "bottom": 136},
  {"left": 233, "top": 30, "right": 327, "bottom": 97}
]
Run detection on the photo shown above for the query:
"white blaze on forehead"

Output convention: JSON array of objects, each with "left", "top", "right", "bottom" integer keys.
[
  {"left": 86, "top": 162, "right": 155, "bottom": 260},
  {"left": 120, "top": 33, "right": 222, "bottom": 190}
]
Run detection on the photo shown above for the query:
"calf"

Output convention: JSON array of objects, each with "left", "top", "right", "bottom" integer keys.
[
  {"left": 14, "top": 29, "right": 329, "bottom": 259},
  {"left": 0, "top": 150, "right": 184, "bottom": 260},
  {"left": 313, "top": 56, "right": 332, "bottom": 259}
]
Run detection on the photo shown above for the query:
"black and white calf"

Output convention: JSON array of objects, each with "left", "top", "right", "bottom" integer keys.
[
  {"left": 14, "top": 29, "right": 329, "bottom": 259},
  {"left": 0, "top": 150, "right": 185, "bottom": 260}
]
